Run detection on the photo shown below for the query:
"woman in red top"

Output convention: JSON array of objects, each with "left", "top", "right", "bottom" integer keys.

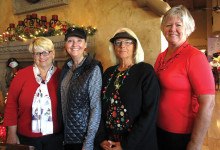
[
  {"left": 4, "top": 37, "right": 63, "bottom": 150},
  {"left": 154, "top": 5, "right": 215, "bottom": 150}
]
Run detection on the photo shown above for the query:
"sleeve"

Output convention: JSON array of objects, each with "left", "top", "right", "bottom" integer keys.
[
  {"left": 187, "top": 52, "right": 215, "bottom": 95},
  {"left": 121, "top": 64, "right": 160, "bottom": 150},
  {"left": 3, "top": 70, "right": 24, "bottom": 126},
  {"left": 83, "top": 66, "right": 102, "bottom": 150},
  {"left": 94, "top": 68, "right": 112, "bottom": 150}
]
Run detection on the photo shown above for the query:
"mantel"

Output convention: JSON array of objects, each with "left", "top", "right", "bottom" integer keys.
[{"left": 0, "top": 35, "right": 96, "bottom": 65}]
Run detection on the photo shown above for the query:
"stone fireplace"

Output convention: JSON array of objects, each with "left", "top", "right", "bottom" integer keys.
[{"left": 0, "top": 35, "right": 95, "bottom": 97}]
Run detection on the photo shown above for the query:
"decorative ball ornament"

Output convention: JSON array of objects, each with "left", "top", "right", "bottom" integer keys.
[{"left": 26, "top": 0, "right": 40, "bottom": 3}]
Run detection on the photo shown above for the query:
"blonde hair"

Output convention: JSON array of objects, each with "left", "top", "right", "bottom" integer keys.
[
  {"left": 109, "top": 28, "right": 144, "bottom": 65},
  {"left": 161, "top": 5, "right": 195, "bottom": 37},
  {"left": 28, "top": 37, "right": 54, "bottom": 53}
]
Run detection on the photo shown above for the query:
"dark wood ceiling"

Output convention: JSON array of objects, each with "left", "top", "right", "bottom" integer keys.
[{"left": 164, "top": 0, "right": 207, "bottom": 10}]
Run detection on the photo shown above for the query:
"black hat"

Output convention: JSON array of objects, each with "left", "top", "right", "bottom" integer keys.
[
  {"left": 65, "top": 27, "right": 87, "bottom": 41},
  {"left": 110, "top": 32, "right": 136, "bottom": 43}
]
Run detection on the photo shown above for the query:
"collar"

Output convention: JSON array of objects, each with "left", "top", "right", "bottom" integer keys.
[
  {"left": 161, "top": 41, "right": 189, "bottom": 62},
  {"left": 67, "top": 56, "right": 87, "bottom": 70}
]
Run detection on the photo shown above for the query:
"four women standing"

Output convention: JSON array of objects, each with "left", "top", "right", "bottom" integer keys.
[{"left": 3, "top": 6, "right": 215, "bottom": 150}]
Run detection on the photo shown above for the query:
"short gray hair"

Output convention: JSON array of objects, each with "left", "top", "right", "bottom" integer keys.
[{"left": 161, "top": 5, "right": 195, "bottom": 37}]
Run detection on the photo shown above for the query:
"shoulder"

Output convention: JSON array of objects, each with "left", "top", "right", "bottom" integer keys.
[
  {"left": 53, "top": 67, "right": 61, "bottom": 78},
  {"left": 91, "top": 59, "right": 103, "bottom": 73},
  {"left": 15, "top": 65, "right": 33, "bottom": 77},
  {"left": 134, "top": 62, "right": 154, "bottom": 72},
  {"left": 185, "top": 45, "right": 204, "bottom": 57},
  {"left": 104, "top": 65, "right": 117, "bottom": 74}
]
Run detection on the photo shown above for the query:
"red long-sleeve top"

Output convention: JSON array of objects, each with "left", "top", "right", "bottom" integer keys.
[{"left": 4, "top": 66, "right": 61, "bottom": 137}]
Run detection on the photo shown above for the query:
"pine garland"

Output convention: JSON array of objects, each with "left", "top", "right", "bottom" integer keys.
[{"left": 0, "top": 21, "right": 97, "bottom": 42}]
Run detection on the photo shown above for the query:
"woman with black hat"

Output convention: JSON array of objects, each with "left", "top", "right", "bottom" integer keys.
[
  {"left": 95, "top": 28, "right": 160, "bottom": 150},
  {"left": 57, "top": 27, "right": 102, "bottom": 150}
]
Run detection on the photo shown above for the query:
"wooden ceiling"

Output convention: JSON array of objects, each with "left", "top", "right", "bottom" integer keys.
[{"left": 164, "top": 0, "right": 207, "bottom": 11}]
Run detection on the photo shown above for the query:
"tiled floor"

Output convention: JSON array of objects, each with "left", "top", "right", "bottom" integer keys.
[{"left": 202, "top": 90, "right": 220, "bottom": 150}]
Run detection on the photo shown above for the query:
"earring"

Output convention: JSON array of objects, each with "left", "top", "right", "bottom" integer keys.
[{"left": 84, "top": 48, "right": 87, "bottom": 51}]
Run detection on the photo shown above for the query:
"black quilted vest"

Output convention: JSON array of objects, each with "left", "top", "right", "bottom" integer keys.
[{"left": 57, "top": 55, "right": 102, "bottom": 144}]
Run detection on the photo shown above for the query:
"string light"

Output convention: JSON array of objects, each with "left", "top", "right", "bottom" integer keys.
[{"left": 1, "top": 19, "right": 97, "bottom": 42}]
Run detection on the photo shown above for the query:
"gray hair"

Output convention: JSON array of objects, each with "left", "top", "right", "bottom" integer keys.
[
  {"left": 161, "top": 5, "right": 195, "bottom": 37},
  {"left": 109, "top": 28, "right": 144, "bottom": 65}
]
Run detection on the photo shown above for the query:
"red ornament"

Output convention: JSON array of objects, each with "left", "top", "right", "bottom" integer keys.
[
  {"left": 112, "top": 111, "right": 117, "bottom": 118},
  {"left": 0, "top": 125, "right": 6, "bottom": 143}
]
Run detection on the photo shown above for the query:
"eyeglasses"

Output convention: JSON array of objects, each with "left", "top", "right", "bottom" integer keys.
[
  {"left": 33, "top": 51, "right": 52, "bottom": 57},
  {"left": 114, "top": 40, "right": 134, "bottom": 46}
]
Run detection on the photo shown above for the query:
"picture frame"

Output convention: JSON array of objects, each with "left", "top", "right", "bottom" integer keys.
[{"left": 13, "top": 0, "right": 69, "bottom": 15}]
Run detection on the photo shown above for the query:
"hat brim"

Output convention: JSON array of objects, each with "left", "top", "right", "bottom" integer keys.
[
  {"left": 110, "top": 32, "right": 136, "bottom": 43},
  {"left": 65, "top": 33, "right": 85, "bottom": 40}
]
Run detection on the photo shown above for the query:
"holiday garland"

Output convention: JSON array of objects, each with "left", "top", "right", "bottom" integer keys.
[{"left": 0, "top": 21, "right": 97, "bottom": 42}]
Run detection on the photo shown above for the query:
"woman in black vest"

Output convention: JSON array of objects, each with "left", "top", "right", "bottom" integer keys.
[{"left": 57, "top": 27, "right": 102, "bottom": 150}]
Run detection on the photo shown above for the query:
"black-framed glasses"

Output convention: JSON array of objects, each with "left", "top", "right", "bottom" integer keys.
[
  {"left": 114, "top": 40, "right": 134, "bottom": 46},
  {"left": 33, "top": 50, "right": 52, "bottom": 57}
]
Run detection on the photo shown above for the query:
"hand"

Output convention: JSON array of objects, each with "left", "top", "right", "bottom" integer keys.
[
  {"left": 186, "top": 140, "right": 201, "bottom": 150},
  {"left": 100, "top": 140, "right": 112, "bottom": 150},
  {"left": 108, "top": 141, "right": 122, "bottom": 150},
  {"left": 82, "top": 148, "right": 85, "bottom": 150},
  {"left": 6, "top": 133, "right": 20, "bottom": 144}
]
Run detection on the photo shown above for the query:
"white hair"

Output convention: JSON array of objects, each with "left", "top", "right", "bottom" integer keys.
[{"left": 109, "top": 28, "right": 144, "bottom": 65}]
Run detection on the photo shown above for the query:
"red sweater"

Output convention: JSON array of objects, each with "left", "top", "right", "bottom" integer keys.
[
  {"left": 154, "top": 41, "right": 215, "bottom": 134},
  {"left": 4, "top": 66, "right": 61, "bottom": 137}
]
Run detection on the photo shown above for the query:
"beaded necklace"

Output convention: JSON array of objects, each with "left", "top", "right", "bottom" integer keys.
[
  {"left": 102, "top": 65, "right": 132, "bottom": 101},
  {"left": 156, "top": 44, "right": 189, "bottom": 73},
  {"left": 102, "top": 65, "right": 133, "bottom": 137}
]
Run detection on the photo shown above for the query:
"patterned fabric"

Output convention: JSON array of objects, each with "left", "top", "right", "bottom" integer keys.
[
  {"left": 32, "top": 64, "right": 54, "bottom": 135},
  {"left": 102, "top": 66, "right": 132, "bottom": 141}
]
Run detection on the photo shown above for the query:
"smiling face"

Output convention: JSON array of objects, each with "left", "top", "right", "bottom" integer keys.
[
  {"left": 163, "top": 15, "right": 187, "bottom": 48},
  {"left": 33, "top": 49, "right": 55, "bottom": 69},
  {"left": 65, "top": 36, "right": 87, "bottom": 61},
  {"left": 114, "top": 38, "right": 135, "bottom": 61}
]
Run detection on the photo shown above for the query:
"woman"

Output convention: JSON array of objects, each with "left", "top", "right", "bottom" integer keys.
[
  {"left": 57, "top": 27, "right": 102, "bottom": 150},
  {"left": 3, "top": 37, "right": 63, "bottom": 150},
  {"left": 154, "top": 5, "right": 215, "bottom": 150},
  {"left": 95, "top": 28, "right": 160, "bottom": 150}
]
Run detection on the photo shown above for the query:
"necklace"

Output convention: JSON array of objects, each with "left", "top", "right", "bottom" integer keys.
[
  {"left": 103, "top": 65, "right": 132, "bottom": 101},
  {"left": 102, "top": 65, "right": 133, "bottom": 134},
  {"left": 156, "top": 44, "right": 189, "bottom": 73}
]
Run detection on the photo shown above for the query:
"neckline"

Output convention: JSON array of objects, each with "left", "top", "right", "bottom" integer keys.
[
  {"left": 162, "top": 41, "right": 189, "bottom": 63},
  {"left": 102, "top": 65, "right": 132, "bottom": 101}
]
